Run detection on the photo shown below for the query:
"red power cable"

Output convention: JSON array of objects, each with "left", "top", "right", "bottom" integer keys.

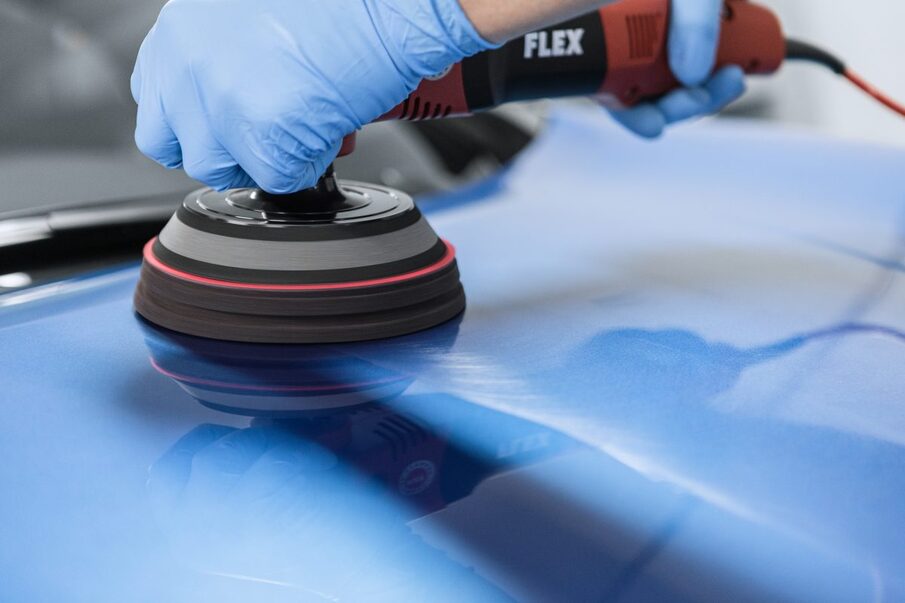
[{"left": 843, "top": 69, "right": 905, "bottom": 118}]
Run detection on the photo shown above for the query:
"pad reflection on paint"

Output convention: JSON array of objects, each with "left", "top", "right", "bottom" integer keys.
[{"left": 137, "top": 315, "right": 463, "bottom": 416}]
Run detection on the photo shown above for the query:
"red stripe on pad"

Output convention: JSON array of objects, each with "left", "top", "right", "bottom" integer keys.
[{"left": 142, "top": 238, "right": 457, "bottom": 292}]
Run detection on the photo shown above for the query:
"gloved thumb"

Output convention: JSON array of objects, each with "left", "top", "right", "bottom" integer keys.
[{"left": 668, "top": 0, "right": 722, "bottom": 87}]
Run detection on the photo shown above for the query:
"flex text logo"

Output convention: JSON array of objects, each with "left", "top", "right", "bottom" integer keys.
[{"left": 523, "top": 29, "right": 585, "bottom": 59}]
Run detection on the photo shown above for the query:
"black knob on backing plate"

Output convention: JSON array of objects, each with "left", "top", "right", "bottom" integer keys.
[{"left": 231, "top": 165, "right": 369, "bottom": 218}]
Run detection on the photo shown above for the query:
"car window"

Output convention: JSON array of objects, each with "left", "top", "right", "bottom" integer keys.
[{"left": 0, "top": 0, "right": 193, "bottom": 213}]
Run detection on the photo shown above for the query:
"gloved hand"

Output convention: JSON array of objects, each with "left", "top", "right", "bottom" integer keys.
[
  {"left": 609, "top": 0, "right": 746, "bottom": 138},
  {"left": 131, "top": 0, "right": 495, "bottom": 193}
]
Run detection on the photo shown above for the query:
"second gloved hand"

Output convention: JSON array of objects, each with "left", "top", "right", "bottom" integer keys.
[
  {"left": 131, "top": 0, "right": 495, "bottom": 193},
  {"left": 609, "top": 0, "right": 747, "bottom": 138}
]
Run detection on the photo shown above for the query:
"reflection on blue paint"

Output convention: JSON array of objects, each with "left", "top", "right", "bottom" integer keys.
[
  {"left": 134, "top": 317, "right": 903, "bottom": 602},
  {"left": 3, "top": 110, "right": 905, "bottom": 601},
  {"left": 561, "top": 323, "right": 905, "bottom": 404}
]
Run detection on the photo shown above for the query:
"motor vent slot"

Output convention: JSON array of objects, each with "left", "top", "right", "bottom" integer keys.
[
  {"left": 400, "top": 97, "right": 453, "bottom": 120},
  {"left": 626, "top": 13, "right": 660, "bottom": 59}
]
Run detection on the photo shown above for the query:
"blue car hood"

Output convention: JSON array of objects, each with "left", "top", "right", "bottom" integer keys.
[{"left": 2, "top": 107, "right": 905, "bottom": 602}]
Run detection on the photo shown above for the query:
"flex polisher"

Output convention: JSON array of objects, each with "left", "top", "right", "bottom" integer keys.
[{"left": 134, "top": 0, "right": 905, "bottom": 344}]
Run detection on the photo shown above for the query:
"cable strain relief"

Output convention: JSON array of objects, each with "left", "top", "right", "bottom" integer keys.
[{"left": 785, "top": 38, "right": 847, "bottom": 75}]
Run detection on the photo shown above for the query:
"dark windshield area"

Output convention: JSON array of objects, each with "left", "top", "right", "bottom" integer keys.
[
  {"left": 0, "top": 0, "right": 195, "bottom": 214},
  {"left": 1, "top": 0, "right": 148, "bottom": 149}
]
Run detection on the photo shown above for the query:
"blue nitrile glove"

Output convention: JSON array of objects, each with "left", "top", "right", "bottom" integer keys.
[
  {"left": 131, "top": 0, "right": 495, "bottom": 193},
  {"left": 609, "top": 0, "right": 747, "bottom": 138}
]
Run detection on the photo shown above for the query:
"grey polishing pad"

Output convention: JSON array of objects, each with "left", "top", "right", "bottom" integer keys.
[{"left": 134, "top": 178, "right": 466, "bottom": 343}]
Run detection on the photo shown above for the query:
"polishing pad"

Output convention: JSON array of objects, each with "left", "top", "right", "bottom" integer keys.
[{"left": 134, "top": 175, "right": 465, "bottom": 343}]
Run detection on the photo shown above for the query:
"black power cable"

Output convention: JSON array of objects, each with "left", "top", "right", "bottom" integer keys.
[
  {"left": 785, "top": 38, "right": 905, "bottom": 118},
  {"left": 785, "top": 38, "right": 846, "bottom": 75}
]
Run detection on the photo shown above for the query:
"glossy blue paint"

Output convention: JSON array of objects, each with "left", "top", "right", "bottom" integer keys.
[{"left": 2, "top": 107, "right": 905, "bottom": 602}]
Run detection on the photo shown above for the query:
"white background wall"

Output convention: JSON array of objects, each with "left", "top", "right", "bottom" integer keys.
[{"left": 744, "top": 0, "right": 905, "bottom": 147}]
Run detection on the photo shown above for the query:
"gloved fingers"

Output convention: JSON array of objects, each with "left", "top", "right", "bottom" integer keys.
[
  {"left": 656, "top": 87, "right": 714, "bottom": 124},
  {"left": 131, "top": 25, "right": 187, "bottom": 169},
  {"left": 655, "top": 66, "right": 745, "bottom": 122},
  {"left": 185, "top": 151, "right": 258, "bottom": 192},
  {"left": 608, "top": 65, "right": 746, "bottom": 137},
  {"left": 701, "top": 65, "right": 746, "bottom": 113},
  {"left": 267, "top": 122, "right": 346, "bottom": 184},
  {"left": 130, "top": 61, "right": 142, "bottom": 105},
  {"left": 168, "top": 111, "right": 258, "bottom": 191},
  {"left": 130, "top": 27, "right": 156, "bottom": 104},
  {"left": 266, "top": 125, "right": 344, "bottom": 193},
  {"left": 668, "top": 0, "right": 722, "bottom": 86},
  {"left": 221, "top": 167, "right": 259, "bottom": 191},
  {"left": 219, "top": 121, "right": 344, "bottom": 194},
  {"left": 134, "top": 90, "right": 184, "bottom": 170},
  {"left": 309, "top": 139, "right": 344, "bottom": 184},
  {"left": 609, "top": 104, "right": 668, "bottom": 139}
]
